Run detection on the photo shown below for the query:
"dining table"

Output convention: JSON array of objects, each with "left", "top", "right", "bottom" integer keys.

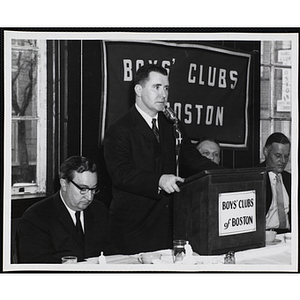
[{"left": 59, "top": 232, "right": 295, "bottom": 272}]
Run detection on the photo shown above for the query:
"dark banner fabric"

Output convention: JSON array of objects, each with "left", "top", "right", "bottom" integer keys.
[{"left": 100, "top": 41, "right": 251, "bottom": 148}]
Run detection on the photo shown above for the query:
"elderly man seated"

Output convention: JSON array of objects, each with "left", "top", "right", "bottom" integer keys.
[
  {"left": 258, "top": 132, "right": 291, "bottom": 234},
  {"left": 17, "top": 156, "right": 111, "bottom": 263}
]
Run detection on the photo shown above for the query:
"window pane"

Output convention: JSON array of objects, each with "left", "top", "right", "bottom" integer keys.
[
  {"left": 11, "top": 119, "right": 37, "bottom": 185},
  {"left": 261, "top": 41, "right": 271, "bottom": 65},
  {"left": 12, "top": 39, "right": 37, "bottom": 48},
  {"left": 274, "top": 41, "right": 292, "bottom": 65},
  {"left": 12, "top": 47, "right": 37, "bottom": 117},
  {"left": 11, "top": 39, "right": 38, "bottom": 188},
  {"left": 260, "top": 66, "right": 271, "bottom": 118},
  {"left": 274, "top": 68, "right": 283, "bottom": 102}
]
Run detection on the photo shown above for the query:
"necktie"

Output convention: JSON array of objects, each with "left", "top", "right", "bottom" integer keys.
[
  {"left": 75, "top": 211, "right": 85, "bottom": 252},
  {"left": 152, "top": 118, "right": 160, "bottom": 143},
  {"left": 275, "top": 175, "right": 287, "bottom": 229}
]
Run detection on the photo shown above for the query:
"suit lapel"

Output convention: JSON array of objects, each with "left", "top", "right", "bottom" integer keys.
[
  {"left": 53, "top": 193, "right": 85, "bottom": 255},
  {"left": 281, "top": 171, "right": 291, "bottom": 225},
  {"left": 53, "top": 193, "right": 76, "bottom": 235},
  {"left": 83, "top": 206, "right": 94, "bottom": 246},
  {"left": 258, "top": 162, "right": 272, "bottom": 211},
  {"left": 158, "top": 112, "right": 173, "bottom": 145},
  {"left": 282, "top": 171, "right": 291, "bottom": 198},
  {"left": 130, "top": 106, "right": 159, "bottom": 144},
  {"left": 158, "top": 112, "right": 178, "bottom": 174},
  {"left": 265, "top": 174, "right": 272, "bottom": 211}
]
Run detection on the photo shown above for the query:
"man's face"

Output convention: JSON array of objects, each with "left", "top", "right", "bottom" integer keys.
[
  {"left": 61, "top": 171, "right": 98, "bottom": 211},
  {"left": 197, "top": 140, "right": 220, "bottom": 164},
  {"left": 135, "top": 71, "right": 169, "bottom": 117},
  {"left": 264, "top": 142, "right": 290, "bottom": 174}
]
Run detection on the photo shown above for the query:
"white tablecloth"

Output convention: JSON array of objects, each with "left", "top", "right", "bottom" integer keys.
[
  {"left": 235, "top": 233, "right": 291, "bottom": 265},
  {"left": 79, "top": 233, "right": 292, "bottom": 269}
]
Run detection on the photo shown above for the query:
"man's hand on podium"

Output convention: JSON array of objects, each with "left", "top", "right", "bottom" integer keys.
[{"left": 159, "top": 174, "right": 185, "bottom": 194}]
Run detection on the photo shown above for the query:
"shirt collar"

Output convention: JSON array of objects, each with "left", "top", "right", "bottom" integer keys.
[
  {"left": 135, "top": 103, "right": 158, "bottom": 128},
  {"left": 60, "top": 190, "right": 77, "bottom": 215},
  {"left": 269, "top": 171, "right": 282, "bottom": 181}
]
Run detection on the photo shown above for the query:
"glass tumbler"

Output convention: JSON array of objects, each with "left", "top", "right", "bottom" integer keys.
[
  {"left": 173, "top": 239, "right": 187, "bottom": 263},
  {"left": 61, "top": 256, "right": 78, "bottom": 264}
]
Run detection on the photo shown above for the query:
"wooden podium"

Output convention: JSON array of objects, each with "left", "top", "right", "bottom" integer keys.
[{"left": 173, "top": 168, "right": 267, "bottom": 255}]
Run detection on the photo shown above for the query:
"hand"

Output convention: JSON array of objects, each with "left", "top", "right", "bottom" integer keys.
[{"left": 159, "top": 174, "right": 185, "bottom": 194}]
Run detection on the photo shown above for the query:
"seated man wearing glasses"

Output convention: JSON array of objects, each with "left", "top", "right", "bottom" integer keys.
[{"left": 17, "top": 156, "right": 110, "bottom": 263}]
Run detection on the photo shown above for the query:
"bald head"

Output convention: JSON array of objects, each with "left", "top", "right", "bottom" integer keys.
[{"left": 196, "top": 139, "right": 220, "bottom": 164}]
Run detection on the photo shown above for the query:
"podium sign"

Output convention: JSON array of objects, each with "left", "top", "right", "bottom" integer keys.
[
  {"left": 173, "top": 168, "right": 266, "bottom": 255},
  {"left": 219, "top": 190, "right": 256, "bottom": 236}
]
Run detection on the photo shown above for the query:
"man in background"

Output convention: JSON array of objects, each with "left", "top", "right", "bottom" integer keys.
[
  {"left": 258, "top": 132, "right": 291, "bottom": 233},
  {"left": 17, "top": 156, "right": 110, "bottom": 263},
  {"left": 196, "top": 137, "right": 221, "bottom": 165}
]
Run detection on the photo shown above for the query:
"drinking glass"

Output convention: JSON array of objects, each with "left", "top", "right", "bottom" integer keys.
[
  {"left": 173, "top": 240, "right": 186, "bottom": 263},
  {"left": 61, "top": 256, "right": 78, "bottom": 264}
]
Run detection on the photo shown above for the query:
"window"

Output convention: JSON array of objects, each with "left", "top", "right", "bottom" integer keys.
[
  {"left": 11, "top": 39, "right": 47, "bottom": 195},
  {"left": 260, "top": 41, "right": 292, "bottom": 171}
]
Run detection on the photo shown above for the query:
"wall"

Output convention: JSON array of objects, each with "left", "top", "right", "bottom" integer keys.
[
  {"left": 48, "top": 40, "right": 261, "bottom": 207},
  {"left": 67, "top": 40, "right": 261, "bottom": 168},
  {"left": 260, "top": 41, "right": 292, "bottom": 172}
]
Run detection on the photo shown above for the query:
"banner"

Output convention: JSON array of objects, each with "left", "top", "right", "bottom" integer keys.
[{"left": 100, "top": 41, "right": 251, "bottom": 147}]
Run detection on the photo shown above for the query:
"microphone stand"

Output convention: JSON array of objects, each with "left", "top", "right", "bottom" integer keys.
[
  {"left": 173, "top": 120, "right": 182, "bottom": 177},
  {"left": 162, "top": 105, "right": 182, "bottom": 177}
]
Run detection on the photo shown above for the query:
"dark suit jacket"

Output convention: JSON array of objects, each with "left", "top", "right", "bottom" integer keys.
[
  {"left": 104, "top": 106, "right": 221, "bottom": 254},
  {"left": 17, "top": 192, "right": 110, "bottom": 263},
  {"left": 258, "top": 161, "right": 291, "bottom": 232}
]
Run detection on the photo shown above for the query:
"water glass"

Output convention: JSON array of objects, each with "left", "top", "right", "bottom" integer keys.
[
  {"left": 224, "top": 251, "right": 235, "bottom": 264},
  {"left": 173, "top": 239, "right": 186, "bottom": 263},
  {"left": 61, "top": 256, "right": 78, "bottom": 264}
]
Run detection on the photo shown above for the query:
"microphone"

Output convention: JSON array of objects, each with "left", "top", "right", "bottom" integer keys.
[
  {"left": 163, "top": 104, "right": 181, "bottom": 177},
  {"left": 163, "top": 105, "right": 178, "bottom": 123}
]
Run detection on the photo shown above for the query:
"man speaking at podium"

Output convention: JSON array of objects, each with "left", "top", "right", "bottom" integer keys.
[
  {"left": 258, "top": 132, "right": 291, "bottom": 234},
  {"left": 104, "top": 64, "right": 221, "bottom": 254}
]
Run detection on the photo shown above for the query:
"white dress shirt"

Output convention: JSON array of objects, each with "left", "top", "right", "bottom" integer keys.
[
  {"left": 135, "top": 103, "right": 159, "bottom": 129},
  {"left": 266, "top": 172, "right": 290, "bottom": 230},
  {"left": 60, "top": 190, "right": 85, "bottom": 232}
]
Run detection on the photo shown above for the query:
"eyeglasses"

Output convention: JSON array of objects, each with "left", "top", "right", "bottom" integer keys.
[{"left": 69, "top": 179, "right": 100, "bottom": 195}]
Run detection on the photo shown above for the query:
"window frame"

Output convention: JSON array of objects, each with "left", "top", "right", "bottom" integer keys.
[
  {"left": 10, "top": 39, "right": 47, "bottom": 196},
  {"left": 260, "top": 41, "right": 292, "bottom": 171}
]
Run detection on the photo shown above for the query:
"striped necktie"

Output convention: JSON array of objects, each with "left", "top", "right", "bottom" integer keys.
[
  {"left": 275, "top": 175, "right": 287, "bottom": 229},
  {"left": 152, "top": 118, "right": 160, "bottom": 143}
]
